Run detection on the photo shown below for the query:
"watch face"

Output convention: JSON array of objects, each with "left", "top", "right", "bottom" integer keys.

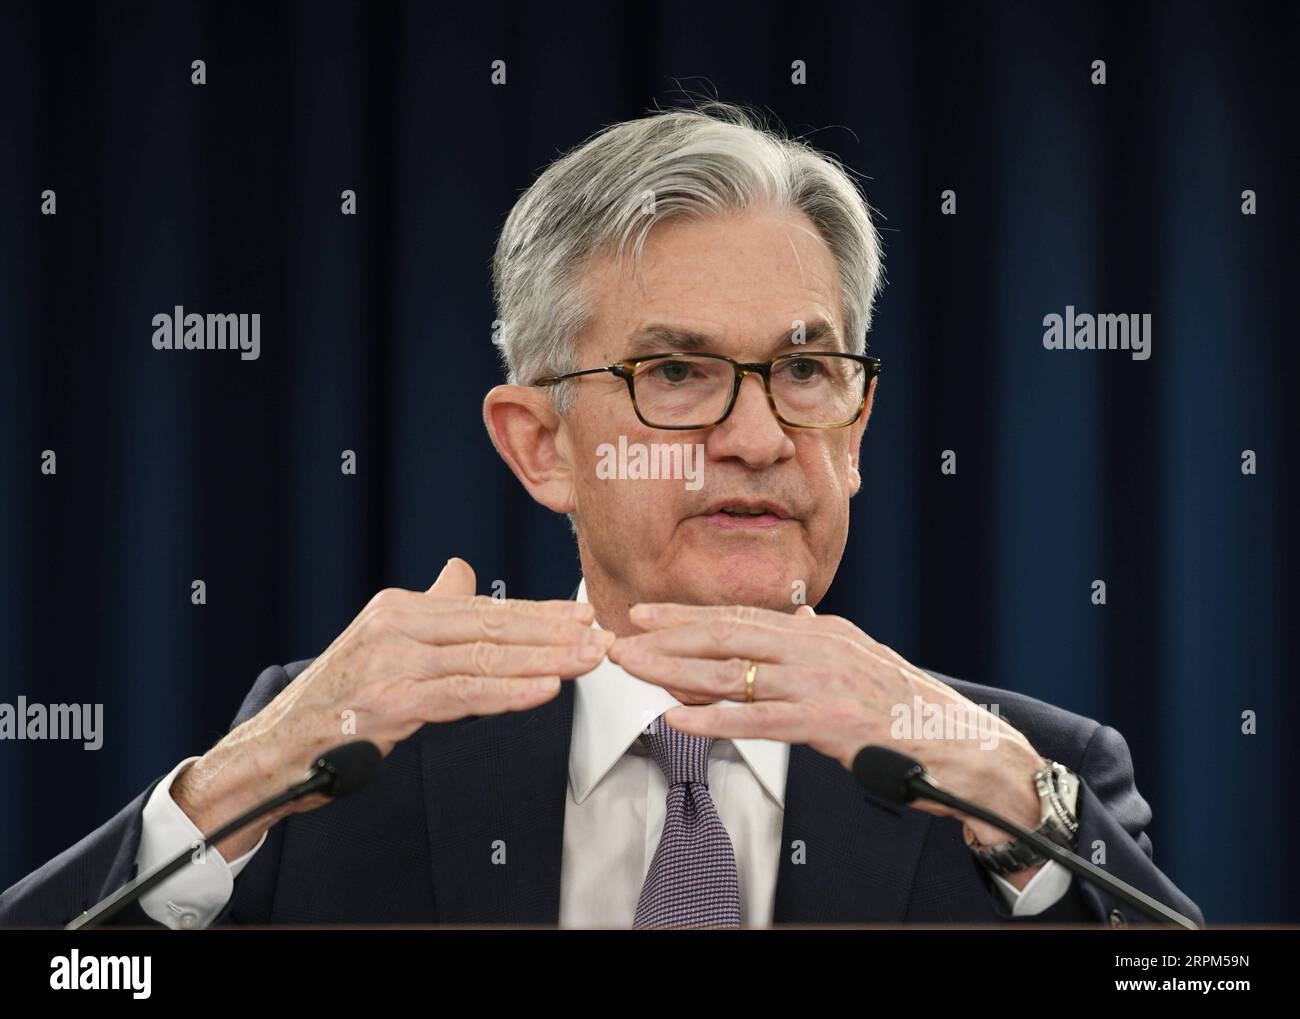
[
  {"left": 1052, "top": 763, "right": 1080, "bottom": 815},
  {"left": 1043, "top": 764, "right": 1081, "bottom": 846}
]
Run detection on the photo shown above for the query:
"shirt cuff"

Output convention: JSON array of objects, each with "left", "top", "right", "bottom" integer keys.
[
  {"left": 136, "top": 755, "right": 268, "bottom": 929},
  {"left": 991, "top": 859, "right": 1073, "bottom": 915}
]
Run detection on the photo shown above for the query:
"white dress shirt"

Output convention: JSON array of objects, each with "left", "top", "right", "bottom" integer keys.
[{"left": 135, "top": 578, "right": 1072, "bottom": 927}]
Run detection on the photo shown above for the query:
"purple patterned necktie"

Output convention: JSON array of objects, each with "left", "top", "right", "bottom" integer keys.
[{"left": 633, "top": 714, "right": 741, "bottom": 929}]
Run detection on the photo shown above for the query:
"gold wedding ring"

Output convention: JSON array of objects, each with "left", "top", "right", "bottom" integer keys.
[{"left": 744, "top": 661, "right": 759, "bottom": 703}]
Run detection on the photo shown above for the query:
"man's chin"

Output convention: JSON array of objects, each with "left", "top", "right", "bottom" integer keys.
[{"left": 668, "top": 553, "right": 806, "bottom": 612}]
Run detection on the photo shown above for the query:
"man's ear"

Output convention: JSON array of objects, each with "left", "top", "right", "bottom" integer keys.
[
  {"left": 482, "top": 385, "right": 576, "bottom": 514},
  {"left": 846, "top": 375, "right": 877, "bottom": 497}
]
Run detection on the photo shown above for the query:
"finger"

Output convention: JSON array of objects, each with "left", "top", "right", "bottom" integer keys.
[
  {"left": 411, "top": 674, "right": 563, "bottom": 722},
  {"left": 629, "top": 602, "right": 794, "bottom": 631},
  {"left": 387, "top": 605, "right": 606, "bottom": 648},
  {"left": 362, "top": 586, "right": 592, "bottom": 620},
  {"left": 662, "top": 701, "right": 815, "bottom": 742},
  {"left": 418, "top": 635, "right": 615, "bottom": 678},
  {"left": 620, "top": 610, "right": 963, "bottom": 716},
  {"left": 634, "top": 602, "right": 950, "bottom": 699},
  {"left": 607, "top": 645, "right": 796, "bottom": 701},
  {"left": 427, "top": 557, "right": 477, "bottom": 597},
  {"left": 632, "top": 602, "right": 913, "bottom": 671},
  {"left": 612, "top": 618, "right": 844, "bottom": 666},
  {"left": 405, "top": 593, "right": 594, "bottom": 621}
]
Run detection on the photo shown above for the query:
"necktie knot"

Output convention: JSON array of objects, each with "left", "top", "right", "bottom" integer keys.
[{"left": 639, "top": 714, "right": 714, "bottom": 787}]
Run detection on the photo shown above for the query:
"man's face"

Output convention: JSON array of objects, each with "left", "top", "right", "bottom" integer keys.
[{"left": 563, "top": 207, "right": 874, "bottom": 616}]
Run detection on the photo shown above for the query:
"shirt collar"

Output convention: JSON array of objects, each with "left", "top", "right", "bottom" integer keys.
[{"left": 568, "top": 578, "right": 788, "bottom": 808}]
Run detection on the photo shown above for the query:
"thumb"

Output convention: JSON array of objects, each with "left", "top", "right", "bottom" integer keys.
[
  {"left": 427, "top": 557, "right": 477, "bottom": 598},
  {"left": 796, "top": 603, "right": 816, "bottom": 617}
]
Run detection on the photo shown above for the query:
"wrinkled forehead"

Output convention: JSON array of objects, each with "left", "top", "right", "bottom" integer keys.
[{"left": 576, "top": 209, "right": 845, "bottom": 364}]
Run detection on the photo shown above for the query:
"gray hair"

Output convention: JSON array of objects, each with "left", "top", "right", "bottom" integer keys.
[{"left": 491, "top": 101, "right": 885, "bottom": 409}]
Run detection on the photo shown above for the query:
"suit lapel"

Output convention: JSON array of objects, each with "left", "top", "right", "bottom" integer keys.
[
  {"left": 773, "top": 744, "right": 933, "bottom": 923},
  {"left": 420, "top": 679, "right": 574, "bottom": 924}
]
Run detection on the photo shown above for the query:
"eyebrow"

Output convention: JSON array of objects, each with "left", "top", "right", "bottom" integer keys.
[{"left": 623, "top": 320, "right": 844, "bottom": 359}]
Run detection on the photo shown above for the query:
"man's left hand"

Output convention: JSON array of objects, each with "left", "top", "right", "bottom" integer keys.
[{"left": 607, "top": 602, "right": 1050, "bottom": 887}]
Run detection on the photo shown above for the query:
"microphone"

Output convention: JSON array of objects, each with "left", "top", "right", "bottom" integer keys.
[
  {"left": 852, "top": 745, "right": 1199, "bottom": 930},
  {"left": 66, "top": 740, "right": 383, "bottom": 930}
]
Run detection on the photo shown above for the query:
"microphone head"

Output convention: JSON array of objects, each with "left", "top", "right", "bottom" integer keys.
[
  {"left": 852, "top": 745, "right": 927, "bottom": 805},
  {"left": 313, "top": 741, "right": 383, "bottom": 797}
]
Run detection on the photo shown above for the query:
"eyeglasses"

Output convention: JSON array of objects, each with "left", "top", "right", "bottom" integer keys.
[{"left": 533, "top": 351, "right": 881, "bottom": 430}]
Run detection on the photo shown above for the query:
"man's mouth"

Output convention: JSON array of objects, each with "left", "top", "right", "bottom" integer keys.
[{"left": 697, "top": 501, "right": 793, "bottom": 530}]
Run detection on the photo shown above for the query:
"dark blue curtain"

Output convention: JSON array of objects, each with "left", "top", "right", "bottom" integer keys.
[{"left": 1, "top": 0, "right": 1295, "bottom": 923}]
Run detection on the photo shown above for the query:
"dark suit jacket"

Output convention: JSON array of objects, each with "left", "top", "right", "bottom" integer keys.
[{"left": 1, "top": 658, "right": 1204, "bottom": 928}]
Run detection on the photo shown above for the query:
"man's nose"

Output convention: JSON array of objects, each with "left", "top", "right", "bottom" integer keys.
[{"left": 704, "top": 372, "right": 794, "bottom": 468}]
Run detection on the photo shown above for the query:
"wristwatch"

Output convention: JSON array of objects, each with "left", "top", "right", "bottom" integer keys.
[{"left": 969, "top": 760, "right": 1080, "bottom": 877}]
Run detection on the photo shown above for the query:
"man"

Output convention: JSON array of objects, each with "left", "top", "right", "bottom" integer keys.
[{"left": 1, "top": 103, "right": 1202, "bottom": 929}]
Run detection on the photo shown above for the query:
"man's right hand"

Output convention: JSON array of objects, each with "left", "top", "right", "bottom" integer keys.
[{"left": 171, "top": 558, "right": 609, "bottom": 860}]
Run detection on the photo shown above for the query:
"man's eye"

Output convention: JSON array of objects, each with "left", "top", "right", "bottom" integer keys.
[
  {"left": 781, "top": 358, "right": 825, "bottom": 381},
  {"left": 648, "top": 362, "right": 695, "bottom": 384}
]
